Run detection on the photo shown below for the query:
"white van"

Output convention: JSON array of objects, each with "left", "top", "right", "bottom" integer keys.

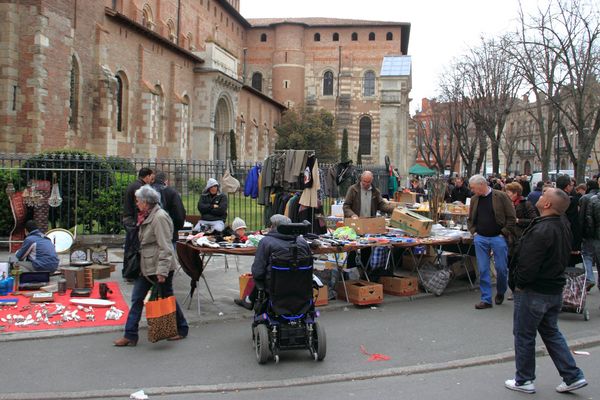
[{"left": 530, "top": 170, "right": 574, "bottom": 189}]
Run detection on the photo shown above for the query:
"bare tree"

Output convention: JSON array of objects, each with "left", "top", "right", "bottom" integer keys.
[
  {"left": 414, "top": 101, "right": 457, "bottom": 173},
  {"left": 509, "top": 0, "right": 600, "bottom": 182},
  {"left": 460, "top": 36, "right": 523, "bottom": 175},
  {"left": 500, "top": 118, "right": 520, "bottom": 175},
  {"left": 439, "top": 66, "right": 481, "bottom": 177}
]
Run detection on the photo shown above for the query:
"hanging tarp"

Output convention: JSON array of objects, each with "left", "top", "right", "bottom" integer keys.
[{"left": 408, "top": 164, "right": 436, "bottom": 176}]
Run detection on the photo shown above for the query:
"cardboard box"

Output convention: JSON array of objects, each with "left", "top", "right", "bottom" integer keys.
[
  {"left": 394, "top": 192, "right": 418, "bottom": 204},
  {"left": 390, "top": 208, "right": 433, "bottom": 237},
  {"left": 335, "top": 279, "right": 384, "bottom": 305},
  {"left": 239, "top": 273, "right": 255, "bottom": 299},
  {"left": 344, "top": 217, "right": 387, "bottom": 235},
  {"left": 379, "top": 275, "right": 419, "bottom": 296},
  {"left": 313, "top": 285, "right": 328, "bottom": 306}
]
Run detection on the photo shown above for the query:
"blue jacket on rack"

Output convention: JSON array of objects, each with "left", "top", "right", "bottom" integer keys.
[{"left": 244, "top": 165, "right": 260, "bottom": 199}]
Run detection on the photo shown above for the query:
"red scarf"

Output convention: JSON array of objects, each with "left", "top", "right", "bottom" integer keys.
[
  {"left": 137, "top": 209, "right": 150, "bottom": 226},
  {"left": 512, "top": 197, "right": 522, "bottom": 207}
]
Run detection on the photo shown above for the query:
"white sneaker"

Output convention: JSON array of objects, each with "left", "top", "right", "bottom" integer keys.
[
  {"left": 505, "top": 379, "right": 536, "bottom": 394},
  {"left": 556, "top": 378, "right": 588, "bottom": 393}
]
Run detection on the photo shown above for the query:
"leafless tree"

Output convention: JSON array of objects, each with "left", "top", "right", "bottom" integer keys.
[
  {"left": 508, "top": 0, "right": 600, "bottom": 182},
  {"left": 415, "top": 101, "right": 458, "bottom": 173},
  {"left": 439, "top": 66, "right": 481, "bottom": 177},
  {"left": 460, "top": 36, "right": 523, "bottom": 175}
]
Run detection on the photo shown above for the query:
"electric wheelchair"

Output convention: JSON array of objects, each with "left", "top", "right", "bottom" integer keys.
[{"left": 251, "top": 221, "right": 327, "bottom": 364}]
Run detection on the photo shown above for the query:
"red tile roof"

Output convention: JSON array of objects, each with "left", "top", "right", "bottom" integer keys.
[{"left": 247, "top": 17, "right": 409, "bottom": 27}]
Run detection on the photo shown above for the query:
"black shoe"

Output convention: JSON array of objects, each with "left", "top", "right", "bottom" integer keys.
[
  {"left": 495, "top": 294, "right": 505, "bottom": 305},
  {"left": 234, "top": 298, "right": 253, "bottom": 310},
  {"left": 475, "top": 301, "right": 493, "bottom": 309}
]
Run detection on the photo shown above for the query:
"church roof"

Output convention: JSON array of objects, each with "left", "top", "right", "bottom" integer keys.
[{"left": 247, "top": 17, "right": 409, "bottom": 28}]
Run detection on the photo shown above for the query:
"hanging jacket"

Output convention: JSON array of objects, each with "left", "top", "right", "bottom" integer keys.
[{"left": 244, "top": 165, "right": 260, "bottom": 199}]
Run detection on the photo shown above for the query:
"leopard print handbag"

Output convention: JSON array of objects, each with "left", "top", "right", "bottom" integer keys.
[{"left": 146, "top": 285, "right": 178, "bottom": 343}]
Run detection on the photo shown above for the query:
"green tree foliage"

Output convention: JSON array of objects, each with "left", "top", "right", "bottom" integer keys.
[
  {"left": 0, "top": 170, "right": 19, "bottom": 236},
  {"left": 341, "top": 128, "right": 349, "bottom": 162},
  {"left": 229, "top": 129, "right": 237, "bottom": 162},
  {"left": 274, "top": 108, "right": 339, "bottom": 162}
]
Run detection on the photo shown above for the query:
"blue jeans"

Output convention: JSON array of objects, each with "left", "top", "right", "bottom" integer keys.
[
  {"left": 580, "top": 238, "right": 599, "bottom": 284},
  {"left": 124, "top": 271, "right": 189, "bottom": 341},
  {"left": 513, "top": 290, "right": 584, "bottom": 385},
  {"left": 474, "top": 234, "right": 508, "bottom": 304}
]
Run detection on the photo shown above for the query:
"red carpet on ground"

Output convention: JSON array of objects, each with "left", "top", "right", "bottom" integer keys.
[{"left": 0, "top": 281, "right": 129, "bottom": 333}]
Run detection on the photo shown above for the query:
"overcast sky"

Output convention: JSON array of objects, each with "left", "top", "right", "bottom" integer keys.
[{"left": 240, "top": 0, "right": 533, "bottom": 114}]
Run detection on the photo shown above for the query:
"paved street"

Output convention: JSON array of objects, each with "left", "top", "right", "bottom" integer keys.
[{"left": 1, "top": 278, "right": 598, "bottom": 400}]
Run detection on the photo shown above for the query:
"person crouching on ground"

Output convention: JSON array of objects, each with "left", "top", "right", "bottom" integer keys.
[
  {"left": 231, "top": 217, "right": 248, "bottom": 243},
  {"left": 505, "top": 188, "right": 587, "bottom": 394},
  {"left": 195, "top": 178, "right": 228, "bottom": 233},
  {"left": 114, "top": 185, "right": 188, "bottom": 347},
  {"left": 10, "top": 220, "right": 59, "bottom": 273}
]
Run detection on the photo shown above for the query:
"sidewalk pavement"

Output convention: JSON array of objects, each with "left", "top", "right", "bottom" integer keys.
[{"left": 0, "top": 246, "right": 480, "bottom": 341}]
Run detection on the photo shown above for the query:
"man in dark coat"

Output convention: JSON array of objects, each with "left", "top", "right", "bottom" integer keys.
[
  {"left": 450, "top": 177, "right": 472, "bottom": 204},
  {"left": 556, "top": 174, "right": 581, "bottom": 267},
  {"left": 122, "top": 167, "right": 154, "bottom": 279},
  {"left": 152, "top": 171, "right": 186, "bottom": 244},
  {"left": 343, "top": 170, "right": 395, "bottom": 218},
  {"left": 505, "top": 188, "right": 587, "bottom": 394}
]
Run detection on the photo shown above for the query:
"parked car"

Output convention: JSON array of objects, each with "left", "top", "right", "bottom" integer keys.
[{"left": 530, "top": 170, "right": 588, "bottom": 189}]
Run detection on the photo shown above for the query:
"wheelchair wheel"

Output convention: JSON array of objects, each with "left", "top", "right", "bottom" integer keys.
[
  {"left": 255, "top": 324, "right": 271, "bottom": 364},
  {"left": 313, "top": 322, "right": 326, "bottom": 361}
]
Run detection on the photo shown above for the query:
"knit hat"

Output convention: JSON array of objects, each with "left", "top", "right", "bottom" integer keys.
[
  {"left": 232, "top": 217, "right": 247, "bottom": 232},
  {"left": 204, "top": 178, "right": 219, "bottom": 192}
]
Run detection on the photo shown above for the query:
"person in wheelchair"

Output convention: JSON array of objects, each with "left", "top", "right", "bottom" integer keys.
[
  {"left": 246, "top": 214, "right": 326, "bottom": 364},
  {"left": 234, "top": 214, "right": 312, "bottom": 310}
]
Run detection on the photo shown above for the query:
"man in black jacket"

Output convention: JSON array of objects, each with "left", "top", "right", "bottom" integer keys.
[
  {"left": 450, "top": 177, "right": 471, "bottom": 204},
  {"left": 505, "top": 188, "right": 587, "bottom": 394},
  {"left": 152, "top": 171, "right": 186, "bottom": 244},
  {"left": 122, "top": 167, "right": 154, "bottom": 279},
  {"left": 578, "top": 180, "right": 600, "bottom": 291}
]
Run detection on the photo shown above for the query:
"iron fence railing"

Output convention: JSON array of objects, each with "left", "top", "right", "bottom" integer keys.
[{"left": 0, "top": 153, "right": 388, "bottom": 234}]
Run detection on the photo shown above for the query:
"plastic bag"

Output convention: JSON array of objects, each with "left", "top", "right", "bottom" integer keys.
[{"left": 333, "top": 226, "right": 357, "bottom": 241}]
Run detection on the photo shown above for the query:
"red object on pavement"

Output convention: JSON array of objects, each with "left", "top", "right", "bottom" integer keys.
[{"left": 360, "top": 344, "right": 391, "bottom": 361}]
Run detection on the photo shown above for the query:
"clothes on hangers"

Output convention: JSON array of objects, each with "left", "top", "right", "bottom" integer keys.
[
  {"left": 300, "top": 157, "right": 320, "bottom": 208},
  {"left": 283, "top": 150, "right": 308, "bottom": 184},
  {"left": 244, "top": 164, "right": 261, "bottom": 199}
]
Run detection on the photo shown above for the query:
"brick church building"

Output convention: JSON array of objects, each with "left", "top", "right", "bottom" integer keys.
[{"left": 0, "top": 0, "right": 412, "bottom": 173}]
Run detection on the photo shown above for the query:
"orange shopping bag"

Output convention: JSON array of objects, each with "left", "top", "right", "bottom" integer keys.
[{"left": 145, "top": 284, "right": 178, "bottom": 343}]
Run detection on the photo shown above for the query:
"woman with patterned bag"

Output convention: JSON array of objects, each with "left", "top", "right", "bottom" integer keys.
[{"left": 114, "top": 185, "right": 188, "bottom": 347}]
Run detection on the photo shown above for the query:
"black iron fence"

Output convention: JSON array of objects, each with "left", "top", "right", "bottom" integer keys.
[{"left": 0, "top": 153, "right": 388, "bottom": 235}]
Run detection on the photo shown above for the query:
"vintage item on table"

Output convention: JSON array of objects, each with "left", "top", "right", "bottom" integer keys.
[
  {"left": 88, "top": 264, "right": 114, "bottom": 280},
  {"left": 45, "top": 228, "right": 74, "bottom": 253},
  {"left": 90, "top": 246, "right": 109, "bottom": 264},
  {"left": 379, "top": 275, "right": 419, "bottom": 296},
  {"left": 146, "top": 285, "right": 178, "bottom": 343},
  {"left": 335, "top": 280, "right": 384, "bottom": 305},
  {"left": 390, "top": 208, "right": 433, "bottom": 237},
  {"left": 330, "top": 204, "right": 344, "bottom": 217},
  {"left": 30, "top": 292, "right": 54, "bottom": 303},
  {"left": 70, "top": 298, "right": 115, "bottom": 307},
  {"left": 344, "top": 217, "right": 386, "bottom": 235},
  {"left": 61, "top": 267, "right": 94, "bottom": 289},
  {"left": 70, "top": 288, "right": 92, "bottom": 297},
  {"left": 18, "top": 271, "right": 50, "bottom": 290}
]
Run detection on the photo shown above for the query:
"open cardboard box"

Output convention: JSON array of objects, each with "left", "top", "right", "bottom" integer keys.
[
  {"left": 344, "top": 217, "right": 387, "bottom": 235},
  {"left": 390, "top": 208, "right": 433, "bottom": 237}
]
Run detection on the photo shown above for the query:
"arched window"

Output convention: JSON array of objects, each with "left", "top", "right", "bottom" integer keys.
[
  {"left": 69, "top": 55, "right": 80, "bottom": 130},
  {"left": 332, "top": 32, "right": 339, "bottom": 41},
  {"left": 314, "top": 33, "right": 320, "bottom": 42},
  {"left": 368, "top": 32, "right": 375, "bottom": 41},
  {"left": 115, "top": 74, "right": 124, "bottom": 132},
  {"left": 142, "top": 4, "right": 153, "bottom": 30},
  {"left": 260, "top": 33, "right": 267, "bottom": 42},
  {"left": 251, "top": 72, "right": 263, "bottom": 92},
  {"left": 351, "top": 32, "right": 358, "bottom": 41},
  {"left": 386, "top": 32, "right": 393, "bottom": 41},
  {"left": 363, "top": 70, "right": 375, "bottom": 96},
  {"left": 167, "top": 19, "right": 176, "bottom": 43},
  {"left": 323, "top": 71, "right": 334, "bottom": 96},
  {"left": 359, "top": 116, "right": 372, "bottom": 155}
]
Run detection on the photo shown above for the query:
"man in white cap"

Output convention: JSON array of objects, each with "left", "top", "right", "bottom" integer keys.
[{"left": 195, "top": 178, "right": 228, "bottom": 233}]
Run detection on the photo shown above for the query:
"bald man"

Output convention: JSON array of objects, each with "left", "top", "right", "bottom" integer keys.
[
  {"left": 505, "top": 188, "right": 587, "bottom": 394},
  {"left": 343, "top": 171, "right": 395, "bottom": 218}
]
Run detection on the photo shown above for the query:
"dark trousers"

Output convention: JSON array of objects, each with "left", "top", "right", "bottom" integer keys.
[
  {"left": 513, "top": 290, "right": 584, "bottom": 385},
  {"left": 123, "top": 223, "right": 138, "bottom": 278},
  {"left": 124, "top": 271, "right": 189, "bottom": 341}
]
